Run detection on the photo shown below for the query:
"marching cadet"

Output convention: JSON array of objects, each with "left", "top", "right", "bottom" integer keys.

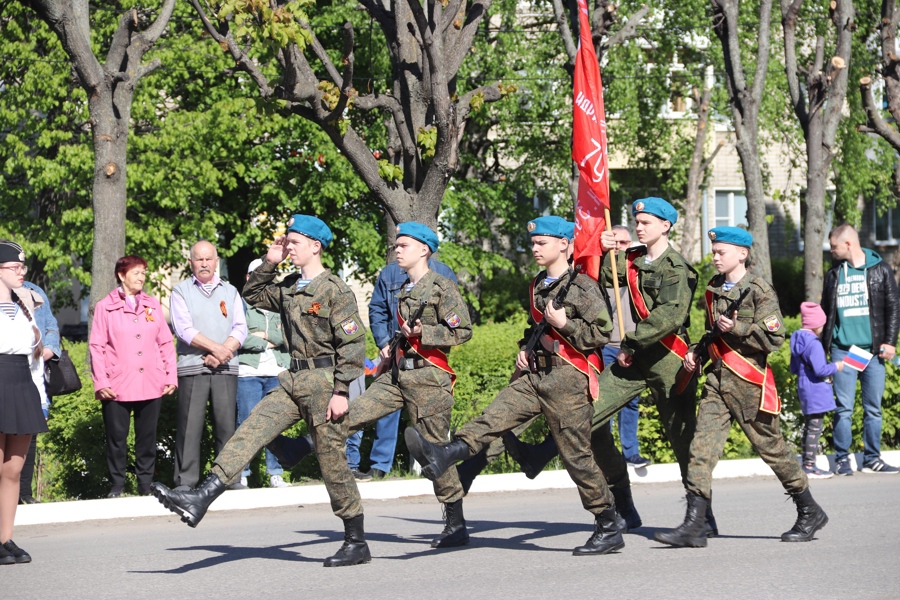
[
  {"left": 346, "top": 222, "right": 473, "bottom": 548},
  {"left": 405, "top": 216, "right": 626, "bottom": 556},
  {"left": 263, "top": 223, "right": 473, "bottom": 547},
  {"left": 151, "top": 215, "right": 371, "bottom": 567},
  {"left": 505, "top": 198, "right": 715, "bottom": 534},
  {"left": 655, "top": 226, "right": 828, "bottom": 547}
]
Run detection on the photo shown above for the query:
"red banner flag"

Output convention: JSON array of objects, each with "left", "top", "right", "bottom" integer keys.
[{"left": 572, "top": 0, "right": 611, "bottom": 281}]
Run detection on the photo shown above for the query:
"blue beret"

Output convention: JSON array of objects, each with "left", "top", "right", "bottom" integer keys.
[
  {"left": 632, "top": 197, "right": 678, "bottom": 225},
  {"left": 397, "top": 222, "right": 439, "bottom": 253},
  {"left": 527, "top": 216, "right": 575, "bottom": 240},
  {"left": 286, "top": 215, "right": 333, "bottom": 249},
  {"left": 708, "top": 226, "right": 753, "bottom": 248}
]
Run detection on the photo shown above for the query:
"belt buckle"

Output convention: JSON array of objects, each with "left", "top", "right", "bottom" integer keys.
[{"left": 537, "top": 356, "right": 547, "bottom": 369}]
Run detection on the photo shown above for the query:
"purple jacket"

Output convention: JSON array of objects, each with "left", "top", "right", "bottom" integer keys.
[
  {"left": 789, "top": 329, "right": 837, "bottom": 415},
  {"left": 90, "top": 289, "right": 178, "bottom": 402}
]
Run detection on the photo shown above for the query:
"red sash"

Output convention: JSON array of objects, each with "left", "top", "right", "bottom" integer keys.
[
  {"left": 397, "top": 307, "right": 456, "bottom": 388},
  {"left": 705, "top": 289, "right": 781, "bottom": 415},
  {"left": 528, "top": 279, "right": 604, "bottom": 400},
  {"left": 625, "top": 250, "right": 689, "bottom": 360}
]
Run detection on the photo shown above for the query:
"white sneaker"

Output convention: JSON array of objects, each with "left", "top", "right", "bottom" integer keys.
[{"left": 269, "top": 474, "right": 289, "bottom": 488}]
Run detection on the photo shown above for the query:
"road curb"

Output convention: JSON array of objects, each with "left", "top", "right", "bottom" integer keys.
[{"left": 17, "top": 450, "right": 899, "bottom": 527}]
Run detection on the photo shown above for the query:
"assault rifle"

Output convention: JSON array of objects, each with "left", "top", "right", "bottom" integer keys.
[
  {"left": 383, "top": 299, "right": 428, "bottom": 382},
  {"left": 674, "top": 287, "right": 752, "bottom": 394},
  {"left": 522, "top": 267, "right": 580, "bottom": 365}
]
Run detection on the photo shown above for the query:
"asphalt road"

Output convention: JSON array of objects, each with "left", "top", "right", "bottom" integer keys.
[{"left": 5, "top": 475, "right": 899, "bottom": 600}]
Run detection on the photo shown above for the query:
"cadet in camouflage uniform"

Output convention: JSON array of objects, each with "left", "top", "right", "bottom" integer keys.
[
  {"left": 151, "top": 215, "right": 371, "bottom": 567},
  {"left": 656, "top": 227, "right": 828, "bottom": 548},
  {"left": 505, "top": 198, "right": 710, "bottom": 533},
  {"left": 345, "top": 222, "right": 473, "bottom": 549},
  {"left": 406, "top": 216, "right": 626, "bottom": 556}
]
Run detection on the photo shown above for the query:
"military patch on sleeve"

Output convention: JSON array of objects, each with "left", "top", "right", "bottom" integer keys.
[
  {"left": 763, "top": 314, "right": 781, "bottom": 332},
  {"left": 445, "top": 313, "right": 462, "bottom": 328},
  {"left": 341, "top": 318, "right": 360, "bottom": 335}
]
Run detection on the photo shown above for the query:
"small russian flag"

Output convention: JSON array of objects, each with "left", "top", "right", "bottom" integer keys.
[
  {"left": 843, "top": 345, "right": 873, "bottom": 372},
  {"left": 364, "top": 358, "right": 378, "bottom": 376}
]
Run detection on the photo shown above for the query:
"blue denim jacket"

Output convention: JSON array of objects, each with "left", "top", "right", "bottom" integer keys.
[
  {"left": 368, "top": 259, "right": 458, "bottom": 349},
  {"left": 23, "top": 281, "right": 60, "bottom": 414},
  {"left": 23, "top": 281, "right": 61, "bottom": 357}
]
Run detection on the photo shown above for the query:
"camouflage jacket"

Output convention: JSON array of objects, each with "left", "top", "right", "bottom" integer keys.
[
  {"left": 601, "top": 244, "right": 698, "bottom": 356},
  {"left": 243, "top": 261, "right": 365, "bottom": 395},
  {"left": 397, "top": 268, "right": 472, "bottom": 353},
  {"left": 521, "top": 269, "right": 612, "bottom": 354},
  {"left": 705, "top": 272, "right": 785, "bottom": 370}
]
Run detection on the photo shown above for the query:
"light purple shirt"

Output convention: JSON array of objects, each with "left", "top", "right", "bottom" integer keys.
[{"left": 170, "top": 275, "right": 248, "bottom": 346}]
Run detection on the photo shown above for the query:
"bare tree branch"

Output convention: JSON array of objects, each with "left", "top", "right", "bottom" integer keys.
[
  {"left": 860, "top": 76, "right": 900, "bottom": 148},
  {"left": 551, "top": 0, "right": 577, "bottom": 63}
]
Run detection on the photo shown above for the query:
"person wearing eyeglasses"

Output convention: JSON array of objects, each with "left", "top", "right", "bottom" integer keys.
[{"left": 0, "top": 240, "right": 49, "bottom": 564}]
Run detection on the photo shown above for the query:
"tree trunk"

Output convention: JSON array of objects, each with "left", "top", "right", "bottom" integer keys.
[
  {"left": 734, "top": 130, "right": 773, "bottom": 282},
  {"left": 804, "top": 134, "right": 828, "bottom": 300},
  {"left": 681, "top": 88, "right": 723, "bottom": 263},
  {"left": 782, "top": 0, "right": 854, "bottom": 301},
  {"left": 711, "top": 0, "right": 775, "bottom": 283},
  {"left": 88, "top": 84, "right": 129, "bottom": 314}
]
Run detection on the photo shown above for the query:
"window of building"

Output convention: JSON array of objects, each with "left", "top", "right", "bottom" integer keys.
[
  {"left": 714, "top": 190, "right": 748, "bottom": 228},
  {"left": 874, "top": 201, "right": 900, "bottom": 243}
]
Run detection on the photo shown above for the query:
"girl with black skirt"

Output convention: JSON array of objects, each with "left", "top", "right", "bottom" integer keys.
[{"left": 0, "top": 240, "right": 49, "bottom": 565}]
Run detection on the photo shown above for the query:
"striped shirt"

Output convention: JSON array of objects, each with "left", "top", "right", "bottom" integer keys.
[
  {"left": 0, "top": 301, "right": 18, "bottom": 319},
  {"left": 297, "top": 279, "right": 311, "bottom": 290}
]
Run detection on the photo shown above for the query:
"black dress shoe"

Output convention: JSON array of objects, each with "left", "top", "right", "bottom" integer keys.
[
  {"left": 18, "top": 496, "right": 39, "bottom": 505},
  {"left": 107, "top": 487, "right": 124, "bottom": 499}
]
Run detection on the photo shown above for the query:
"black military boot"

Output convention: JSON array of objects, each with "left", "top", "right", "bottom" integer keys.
[
  {"left": 266, "top": 434, "right": 314, "bottom": 470},
  {"left": 611, "top": 485, "right": 642, "bottom": 532},
  {"left": 502, "top": 432, "right": 559, "bottom": 479},
  {"left": 431, "top": 499, "right": 470, "bottom": 548},
  {"left": 150, "top": 473, "right": 227, "bottom": 527},
  {"left": 404, "top": 427, "right": 471, "bottom": 481},
  {"left": 573, "top": 508, "right": 625, "bottom": 555},
  {"left": 654, "top": 492, "right": 709, "bottom": 548},
  {"left": 324, "top": 515, "right": 372, "bottom": 567},
  {"left": 781, "top": 488, "right": 828, "bottom": 542},
  {"left": 705, "top": 498, "right": 719, "bottom": 537},
  {"left": 456, "top": 448, "right": 489, "bottom": 494}
]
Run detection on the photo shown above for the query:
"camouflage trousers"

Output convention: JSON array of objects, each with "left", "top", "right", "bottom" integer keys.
[
  {"left": 211, "top": 369, "right": 362, "bottom": 520},
  {"left": 686, "top": 369, "right": 807, "bottom": 499},
  {"left": 590, "top": 343, "right": 698, "bottom": 483},
  {"left": 348, "top": 366, "right": 464, "bottom": 504},
  {"left": 456, "top": 363, "right": 614, "bottom": 514}
]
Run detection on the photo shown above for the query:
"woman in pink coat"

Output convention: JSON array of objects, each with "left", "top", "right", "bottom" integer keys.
[{"left": 90, "top": 255, "right": 177, "bottom": 497}]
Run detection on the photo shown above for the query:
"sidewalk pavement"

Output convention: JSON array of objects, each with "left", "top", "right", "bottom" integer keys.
[{"left": 17, "top": 450, "right": 900, "bottom": 527}]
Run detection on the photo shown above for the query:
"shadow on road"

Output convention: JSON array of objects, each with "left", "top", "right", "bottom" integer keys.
[{"left": 130, "top": 542, "right": 319, "bottom": 574}]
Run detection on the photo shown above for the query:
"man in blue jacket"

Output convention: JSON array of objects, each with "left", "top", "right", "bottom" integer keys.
[
  {"left": 346, "top": 256, "right": 457, "bottom": 479},
  {"left": 822, "top": 224, "right": 900, "bottom": 475}
]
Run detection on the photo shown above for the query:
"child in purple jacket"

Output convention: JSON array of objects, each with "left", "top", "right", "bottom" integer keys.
[{"left": 790, "top": 302, "right": 844, "bottom": 479}]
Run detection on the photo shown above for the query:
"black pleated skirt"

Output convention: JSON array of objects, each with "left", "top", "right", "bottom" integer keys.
[{"left": 0, "top": 354, "right": 50, "bottom": 435}]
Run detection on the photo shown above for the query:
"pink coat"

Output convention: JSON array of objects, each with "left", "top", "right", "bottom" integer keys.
[{"left": 90, "top": 289, "right": 178, "bottom": 402}]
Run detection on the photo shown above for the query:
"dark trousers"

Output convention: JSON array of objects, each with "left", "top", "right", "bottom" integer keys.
[
  {"left": 19, "top": 435, "right": 38, "bottom": 499},
  {"left": 101, "top": 398, "right": 163, "bottom": 491},
  {"left": 175, "top": 374, "right": 237, "bottom": 488}
]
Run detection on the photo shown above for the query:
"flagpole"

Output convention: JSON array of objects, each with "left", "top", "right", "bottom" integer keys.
[{"left": 605, "top": 207, "right": 626, "bottom": 341}]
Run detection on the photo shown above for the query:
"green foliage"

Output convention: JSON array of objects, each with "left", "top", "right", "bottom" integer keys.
[
  {"left": 377, "top": 159, "right": 403, "bottom": 182},
  {"left": 416, "top": 126, "right": 437, "bottom": 160}
]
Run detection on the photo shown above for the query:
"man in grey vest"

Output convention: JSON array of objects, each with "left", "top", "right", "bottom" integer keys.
[{"left": 170, "top": 240, "right": 248, "bottom": 489}]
